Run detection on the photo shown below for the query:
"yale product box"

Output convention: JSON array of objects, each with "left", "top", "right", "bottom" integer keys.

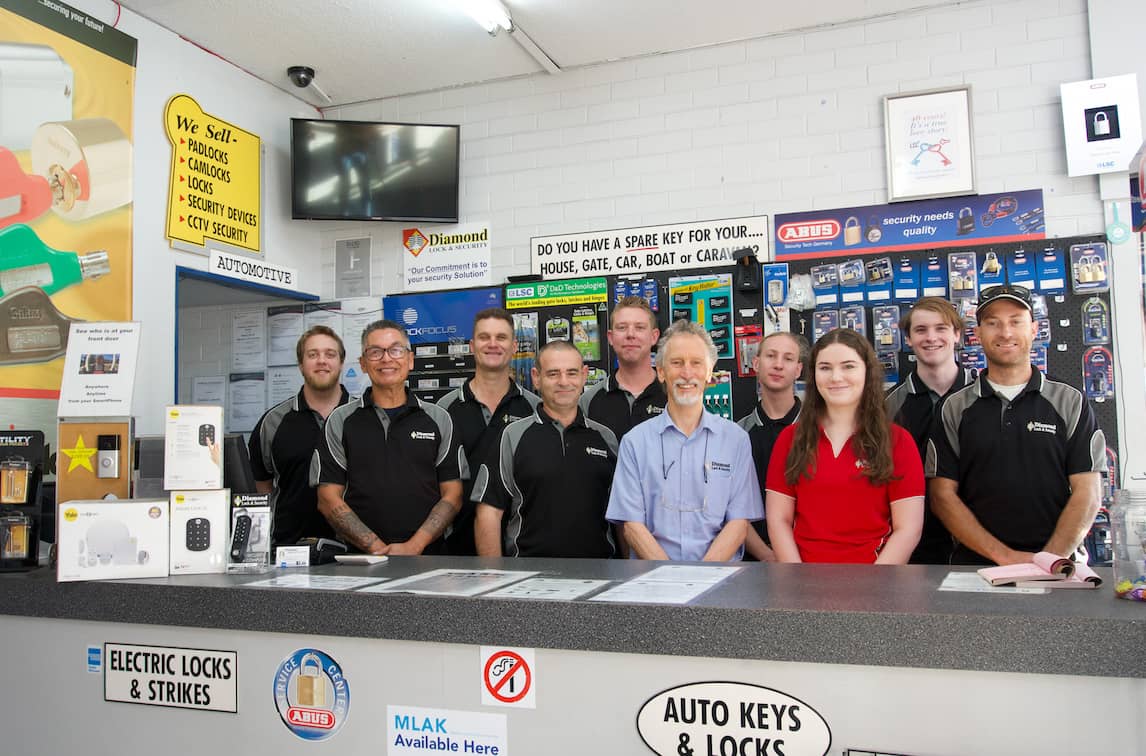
[
  {"left": 169, "top": 489, "right": 229, "bottom": 575},
  {"left": 164, "top": 405, "right": 223, "bottom": 490},
  {"left": 57, "top": 499, "right": 169, "bottom": 582}
]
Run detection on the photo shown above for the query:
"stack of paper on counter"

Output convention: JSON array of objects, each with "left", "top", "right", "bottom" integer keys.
[{"left": 977, "top": 551, "right": 1080, "bottom": 587}]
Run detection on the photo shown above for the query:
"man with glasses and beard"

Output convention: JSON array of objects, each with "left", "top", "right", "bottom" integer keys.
[
  {"left": 249, "top": 325, "right": 351, "bottom": 547},
  {"left": 314, "top": 320, "right": 467, "bottom": 555},
  {"left": 606, "top": 320, "right": 763, "bottom": 561}
]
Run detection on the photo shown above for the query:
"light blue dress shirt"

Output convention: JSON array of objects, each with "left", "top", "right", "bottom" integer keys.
[{"left": 606, "top": 408, "right": 764, "bottom": 561}]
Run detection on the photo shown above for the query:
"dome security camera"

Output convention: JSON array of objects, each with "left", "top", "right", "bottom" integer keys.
[{"left": 287, "top": 66, "right": 315, "bottom": 88}]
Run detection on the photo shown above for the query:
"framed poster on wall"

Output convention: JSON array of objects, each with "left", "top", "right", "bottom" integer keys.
[{"left": 883, "top": 86, "right": 976, "bottom": 202}]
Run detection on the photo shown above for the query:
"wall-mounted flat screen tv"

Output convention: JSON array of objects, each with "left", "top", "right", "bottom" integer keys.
[{"left": 291, "top": 119, "right": 460, "bottom": 222}]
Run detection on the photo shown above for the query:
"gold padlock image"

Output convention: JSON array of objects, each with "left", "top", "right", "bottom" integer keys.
[
  {"left": 1089, "top": 254, "right": 1107, "bottom": 281},
  {"left": 843, "top": 216, "right": 861, "bottom": 246},
  {"left": 295, "top": 653, "right": 326, "bottom": 707},
  {"left": 981, "top": 251, "right": 1001, "bottom": 275},
  {"left": 1093, "top": 111, "right": 1110, "bottom": 137}
]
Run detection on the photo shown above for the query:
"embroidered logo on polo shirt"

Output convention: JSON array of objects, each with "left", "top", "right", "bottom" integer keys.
[
  {"left": 410, "top": 431, "right": 436, "bottom": 441},
  {"left": 1027, "top": 421, "right": 1057, "bottom": 434},
  {"left": 710, "top": 461, "right": 731, "bottom": 472},
  {"left": 647, "top": 405, "right": 664, "bottom": 415},
  {"left": 504, "top": 415, "right": 524, "bottom": 424},
  {"left": 585, "top": 447, "right": 608, "bottom": 458},
  {"left": 855, "top": 459, "right": 869, "bottom": 470}
]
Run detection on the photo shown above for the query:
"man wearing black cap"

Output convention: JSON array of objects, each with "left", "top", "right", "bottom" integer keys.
[{"left": 926, "top": 285, "right": 1105, "bottom": 565}]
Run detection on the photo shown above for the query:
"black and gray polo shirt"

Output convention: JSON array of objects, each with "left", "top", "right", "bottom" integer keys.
[
  {"left": 885, "top": 367, "right": 974, "bottom": 564},
  {"left": 471, "top": 406, "right": 619, "bottom": 558},
  {"left": 925, "top": 369, "right": 1105, "bottom": 564},
  {"left": 736, "top": 397, "right": 801, "bottom": 549},
  {"left": 579, "top": 373, "right": 666, "bottom": 440},
  {"left": 249, "top": 386, "right": 350, "bottom": 546},
  {"left": 315, "top": 388, "right": 467, "bottom": 553},
  {"left": 437, "top": 379, "right": 540, "bottom": 555}
]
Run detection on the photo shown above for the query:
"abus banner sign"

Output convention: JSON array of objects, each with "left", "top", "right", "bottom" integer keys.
[
  {"left": 530, "top": 216, "right": 769, "bottom": 278},
  {"left": 637, "top": 681, "right": 831, "bottom": 756}
]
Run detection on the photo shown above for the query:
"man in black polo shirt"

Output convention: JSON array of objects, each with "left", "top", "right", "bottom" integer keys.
[
  {"left": 736, "top": 331, "right": 805, "bottom": 562},
  {"left": 438, "top": 308, "right": 539, "bottom": 555},
  {"left": 926, "top": 285, "right": 1104, "bottom": 565},
  {"left": 249, "top": 325, "right": 351, "bottom": 547},
  {"left": 315, "top": 320, "right": 466, "bottom": 555},
  {"left": 885, "top": 297, "right": 974, "bottom": 563},
  {"left": 472, "top": 341, "right": 620, "bottom": 558},
  {"left": 580, "top": 296, "right": 666, "bottom": 439}
]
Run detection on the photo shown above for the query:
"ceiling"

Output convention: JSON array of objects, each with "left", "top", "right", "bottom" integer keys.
[{"left": 117, "top": 0, "right": 961, "bottom": 109}]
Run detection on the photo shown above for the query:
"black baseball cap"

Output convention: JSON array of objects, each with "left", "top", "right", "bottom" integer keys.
[{"left": 977, "top": 284, "right": 1033, "bottom": 318}]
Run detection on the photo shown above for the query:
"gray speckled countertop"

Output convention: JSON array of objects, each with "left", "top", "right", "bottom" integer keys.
[{"left": 4, "top": 558, "right": 1144, "bottom": 678}]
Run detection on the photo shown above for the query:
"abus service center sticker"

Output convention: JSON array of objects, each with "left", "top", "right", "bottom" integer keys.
[
  {"left": 637, "top": 681, "right": 830, "bottom": 756},
  {"left": 273, "top": 648, "right": 350, "bottom": 741}
]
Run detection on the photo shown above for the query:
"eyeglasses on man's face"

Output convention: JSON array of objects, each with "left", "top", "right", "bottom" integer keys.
[{"left": 362, "top": 345, "right": 410, "bottom": 361}]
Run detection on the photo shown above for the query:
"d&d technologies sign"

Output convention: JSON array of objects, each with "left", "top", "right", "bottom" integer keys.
[{"left": 637, "top": 681, "right": 831, "bottom": 756}]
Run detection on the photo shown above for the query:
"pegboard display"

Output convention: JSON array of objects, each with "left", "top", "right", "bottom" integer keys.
[{"left": 781, "top": 233, "right": 1120, "bottom": 497}]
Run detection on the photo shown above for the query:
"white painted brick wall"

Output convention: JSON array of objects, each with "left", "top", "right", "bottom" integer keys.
[{"left": 314, "top": 0, "right": 1099, "bottom": 297}]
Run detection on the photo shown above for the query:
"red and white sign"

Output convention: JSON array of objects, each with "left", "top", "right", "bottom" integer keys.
[{"left": 480, "top": 647, "right": 535, "bottom": 709}]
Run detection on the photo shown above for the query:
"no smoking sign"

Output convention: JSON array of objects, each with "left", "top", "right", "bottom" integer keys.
[{"left": 480, "top": 647, "right": 535, "bottom": 709}]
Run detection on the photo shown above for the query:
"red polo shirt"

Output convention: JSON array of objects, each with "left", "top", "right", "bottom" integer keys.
[{"left": 766, "top": 423, "right": 923, "bottom": 563}]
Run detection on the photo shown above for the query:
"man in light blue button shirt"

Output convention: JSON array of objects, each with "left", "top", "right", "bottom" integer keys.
[{"left": 606, "top": 320, "right": 764, "bottom": 561}]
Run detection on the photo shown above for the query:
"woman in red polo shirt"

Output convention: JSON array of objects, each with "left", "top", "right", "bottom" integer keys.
[{"left": 765, "top": 329, "right": 924, "bottom": 563}]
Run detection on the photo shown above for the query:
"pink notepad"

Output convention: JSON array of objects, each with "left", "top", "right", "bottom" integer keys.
[
  {"left": 977, "top": 552, "right": 1075, "bottom": 586},
  {"left": 1015, "top": 560, "right": 1102, "bottom": 589}
]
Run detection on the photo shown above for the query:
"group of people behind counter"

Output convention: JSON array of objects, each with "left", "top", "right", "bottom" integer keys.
[{"left": 249, "top": 284, "right": 1104, "bottom": 567}]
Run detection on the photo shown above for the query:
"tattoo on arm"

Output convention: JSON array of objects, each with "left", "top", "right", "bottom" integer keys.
[
  {"left": 328, "top": 502, "right": 381, "bottom": 551},
  {"left": 417, "top": 498, "right": 460, "bottom": 542}
]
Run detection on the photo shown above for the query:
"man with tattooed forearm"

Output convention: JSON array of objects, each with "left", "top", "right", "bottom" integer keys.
[{"left": 313, "top": 320, "right": 467, "bottom": 555}]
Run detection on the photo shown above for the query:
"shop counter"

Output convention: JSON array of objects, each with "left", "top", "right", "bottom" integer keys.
[{"left": 2, "top": 558, "right": 1143, "bottom": 754}]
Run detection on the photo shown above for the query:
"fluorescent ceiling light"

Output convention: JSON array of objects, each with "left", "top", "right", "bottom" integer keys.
[{"left": 459, "top": 0, "right": 513, "bottom": 35}]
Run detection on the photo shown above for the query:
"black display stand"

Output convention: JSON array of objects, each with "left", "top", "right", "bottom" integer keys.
[{"left": 0, "top": 430, "right": 45, "bottom": 571}]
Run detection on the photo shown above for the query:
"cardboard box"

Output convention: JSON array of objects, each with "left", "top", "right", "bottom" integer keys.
[
  {"left": 164, "top": 405, "right": 223, "bottom": 490},
  {"left": 169, "top": 489, "right": 229, "bottom": 575},
  {"left": 57, "top": 499, "right": 169, "bottom": 582}
]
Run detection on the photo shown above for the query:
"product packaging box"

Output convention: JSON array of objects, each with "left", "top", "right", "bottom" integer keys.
[
  {"left": 170, "top": 489, "right": 229, "bottom": 575},
  {"left": 164, "top": 405, "right": 223, "bottom": 490},
  {"left": 57, "top": 499, "right": 169, "bottom": 582},
  {"left": 227, "top": 493, "right": 273, "bottom": 574}
]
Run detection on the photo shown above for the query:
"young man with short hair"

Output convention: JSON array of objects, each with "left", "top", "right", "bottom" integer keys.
[
  {"left": 736, "top": 331, "right": 807, "bottom": 562},
  {"left": 249, "top": 325, "right": 351, "bottom": 546},
  {"left": 885, "top": 297, "right": 974, "bottom": 563},
  {"left": 438, "top": 308, "right": 539, "bottom": 555},
  {"left": 581, "top": 296, "right": 665, "bottom": 439}
]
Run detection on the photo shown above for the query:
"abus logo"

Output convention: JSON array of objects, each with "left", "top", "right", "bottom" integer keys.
[
  {"left": 288, "top": 708, "right": 334, "bottom": 729},
  {"left": 777, "top": 220, "right": 841, "bottom": 242}
]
